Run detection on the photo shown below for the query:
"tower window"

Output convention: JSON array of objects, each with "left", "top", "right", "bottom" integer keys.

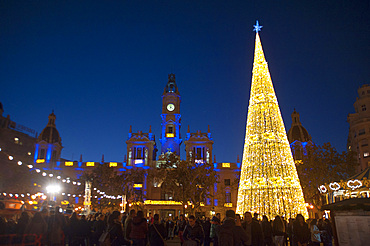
[
  {"left": 224, "top": 179, "right": 231, "bottom": 186},
  {"left": 362, "top": 105, "right": 367, "bottom": 111},
  {"left": 168, "top": 126, "right": 173, "bottom": 133},
  {"left": 359, "top": 129, "right": 365, "bottom": 136}
]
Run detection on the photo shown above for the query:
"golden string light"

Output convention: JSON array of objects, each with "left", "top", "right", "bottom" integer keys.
[{"left": 236, "top": 31, "right": 308, "bottom": 220}]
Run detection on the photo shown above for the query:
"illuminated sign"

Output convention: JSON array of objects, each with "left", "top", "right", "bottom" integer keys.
[
  {"left": 36, "top": 159, "right": 45, "bottom": 163},
  {"left": 109, "top": 162, "right": 117, "bottom": 167},
  {"left": 133, "top": 184, "right": 143, "bottom": 188},
  {"left": 135, "top": 160, "right": 143, "bottom": 164},
  {"left": 65, "top": 161, "right": 73, "bottom": 166},
  {"left": 224, "top": 203, "right": 233, "bottom": 207},
  {"left": 222, "top": 163, "right": 230, "bottom": 168},
  {"left": 144, "top": 200, "right": 182, "bottom": 205},
  {"left": 86, "top": 162, "right": 95, "bottom": 167},
  {"left": 83, "top": 201, "right": 91, "bottom": 205},
  {"left": 166, "top": 133, "right": 174, "bottom": 138},
  {"left": 61, "top": 201, "right": 69, "bottom": 205}
]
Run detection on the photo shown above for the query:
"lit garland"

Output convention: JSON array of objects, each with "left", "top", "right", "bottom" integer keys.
[
  {"left": 0, "top": 148, "right": 121, "bottom": 201},
  {"left": 236, "top": 31, "right": 308, "bottom": 220}
]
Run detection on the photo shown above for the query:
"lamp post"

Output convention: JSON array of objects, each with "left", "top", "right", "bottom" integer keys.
[{"left": 46, "top": 184, "right": 61, "bottom": 210}]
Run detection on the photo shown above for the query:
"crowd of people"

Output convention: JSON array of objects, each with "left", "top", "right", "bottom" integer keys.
[{"left": 0, "top": 207, "right": 333, "bottom": 246}]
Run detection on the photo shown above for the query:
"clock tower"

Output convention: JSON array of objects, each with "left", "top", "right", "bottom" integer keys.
[{"left": 160, "top": 74, "right": 182, "bottom": 155}]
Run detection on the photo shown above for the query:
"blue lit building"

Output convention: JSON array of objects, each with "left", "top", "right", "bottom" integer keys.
[{"left": 287, "top": 109, "right": 313, "bottom": 164}]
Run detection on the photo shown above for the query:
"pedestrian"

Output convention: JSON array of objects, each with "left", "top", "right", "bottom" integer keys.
[
  {"left": 272, "top": 215, "right": 285, "bottom": 246},
  {"left": 261, "top": 215, "right": 273, "bottom": 246},
  {"left": 25, "top": 212, "right": 48, "bottom": 244},
  {"left": 15, "top": 211, "right": 30, "bottom": 235},
  {"left": 183, "top": 215, "right": 204, "bottom": 246},
  {"left": 216, "top": 210, "right": 248, "bottom": 246},
  {"left": 321, "top": 219, "right": 333, "bottom": 246},
  {"left": 148, "top": 214, "right": 167, "bottom": 246},
  {"left": 177, "top": 214, "right": 187, "bottom": 244},
  {"left": 202, "top": 217, "right": 211, "bottom": 246},
  {"left": 166, "top": 217, "right": 175, "bottom": 240},
  {"left": 292, "top": 214, "right": 310, "bottom": 246},
  {"left": 309, "top": 219, "right": 321, "bottom": 246},
  {"left": 241, "top": 211, "right": 263, "bottom": 246},
  {"left": 130, "top": 210, "right": 148, "bottom": 246},
  {"left": 68, "top": 212, "right": 85, "bottom": 246},
  {"left": 107, "top": 210, "right": 125, "bottom": 246},
  {"left": 92, "top": 214, "right": 106, "bottom": 246},
  {"left": 46, "top": 208, "right": 66, "bottom": 246},
  {"left": 210, "top": 213, "right": 221, "bottom": 246},
  {"left": 124, "top": 209, "right": 136, "bottom": 242}
]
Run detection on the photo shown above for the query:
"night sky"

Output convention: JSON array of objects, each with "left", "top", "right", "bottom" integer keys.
[{"left": 1, "top": 1, "right": 369, "bottom": 163}]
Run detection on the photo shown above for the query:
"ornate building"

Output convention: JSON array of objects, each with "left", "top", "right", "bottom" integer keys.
[
  {"left": 287, "top": 109, "right": 313, "bottom": 164},
  {"left": 347, "top": 84, "right": 370, "bottom": 172},
  {"left": 35, "top": 112, "right": 63, "bottom": 166},
  {"left": 0, "top": 74, "right": 241, "bottom": 218}
]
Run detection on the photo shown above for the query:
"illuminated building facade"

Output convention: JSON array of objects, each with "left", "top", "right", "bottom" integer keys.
[
  {"left": 126, "top": 126, "right": 157, "bottom": 167},
  {"left": 160, "top": 74, "right": 182, "bottom": 156},
  {"left": 0, "top": 74, "right": 241, "bottom": 218},
  {"left": 0, "top": 103, "right": 38, "bottom": 194},
  {"left": 35, "top": 112, "right": 63, "bottom": 167},
  {"left": 347, "top": 84, "right": 370, "bottom": 172},
  {"left": 287, "top": 109, "right": 313, "bottom": 164},
  {"left": 184, "top": 126, "right": 213, "bottom": 164}
]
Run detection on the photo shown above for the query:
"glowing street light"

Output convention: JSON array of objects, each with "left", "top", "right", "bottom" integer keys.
[{"left": 46, "top": 184, "right": 61, "bottom": 194}]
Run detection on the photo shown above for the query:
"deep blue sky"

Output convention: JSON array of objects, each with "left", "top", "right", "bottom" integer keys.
[{"left": 1, "top": 1, "right": 369, "bottom": 162}]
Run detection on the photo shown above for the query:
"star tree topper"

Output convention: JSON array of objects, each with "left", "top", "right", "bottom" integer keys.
[{"left": 253, "top": 20, "right": 263, "bottom": 33}]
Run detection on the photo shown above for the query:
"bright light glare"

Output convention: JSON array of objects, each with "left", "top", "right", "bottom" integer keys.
[{"left": 46, "top": 184, "right": 61, "bottom": 193}]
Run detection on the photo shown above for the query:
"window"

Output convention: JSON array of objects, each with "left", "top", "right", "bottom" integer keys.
[
  {"left": 225, "top": 192, "right": 231, "bottom": 203},
  {"left": 109, "top": 162, "right": 117, "bottom": 167},
  {"left": 222, "top": 163, "right": 230, "bottom": 168},
  {"left": 168, "top": 126, "right": 173, "bottom": 133},
  {"left": 137, "top": 147, "right": 142, "bottom": 159},
  {"left": 51, "top": 151, "right": 57, "bottom": 161},
  {"left": 196, "top": 148, "right": 202, "bottom": 159},
  {"left": 359, "top": 129, "right": 365, "bottom": 136},
  {"left": 40, "top": 149, "right": 45, "bottom": 159},
  {"left": 86, "top": 162, "right": 95, "bottom": 167},
  {"left": 224, "top": 179, "right": 231, "bottom": 186},
  {"left": 362, "top": 105, "right": 367, "bottom": 111},
  {"left": 364, "top": 152, "right": 369, "bottom": 157}
]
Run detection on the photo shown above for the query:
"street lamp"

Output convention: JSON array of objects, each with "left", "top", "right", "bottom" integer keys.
[{"left": 46, "top": 184, "right": 61, "bottom": 203}]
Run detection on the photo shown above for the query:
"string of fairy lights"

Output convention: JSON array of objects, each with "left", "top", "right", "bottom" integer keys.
[
  {"left": 0, "top": 147, "right": 123, "bottom": 201},
  {"left": 236, "top": 27, "right": 309, "bottom": 219}
]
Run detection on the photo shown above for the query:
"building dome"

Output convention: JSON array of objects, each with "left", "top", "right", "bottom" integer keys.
[
  {"left": 38, "top": 111, "right": 62, "bottom": 144},
  {"left": 287, "top": 109, "right": 311, "bottom": 143},
  {"left": 39, "top": 126, "right": 61, "bottom": 143}
]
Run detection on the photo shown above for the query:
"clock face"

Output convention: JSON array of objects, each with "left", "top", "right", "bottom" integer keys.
[{"left": 167, "top": 103, "right": 175, "bottom": 111}]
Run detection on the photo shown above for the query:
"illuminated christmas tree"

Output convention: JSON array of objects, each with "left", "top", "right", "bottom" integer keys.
[{"left": 236, "top": 22, "right": 308, "bottom": 219}]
